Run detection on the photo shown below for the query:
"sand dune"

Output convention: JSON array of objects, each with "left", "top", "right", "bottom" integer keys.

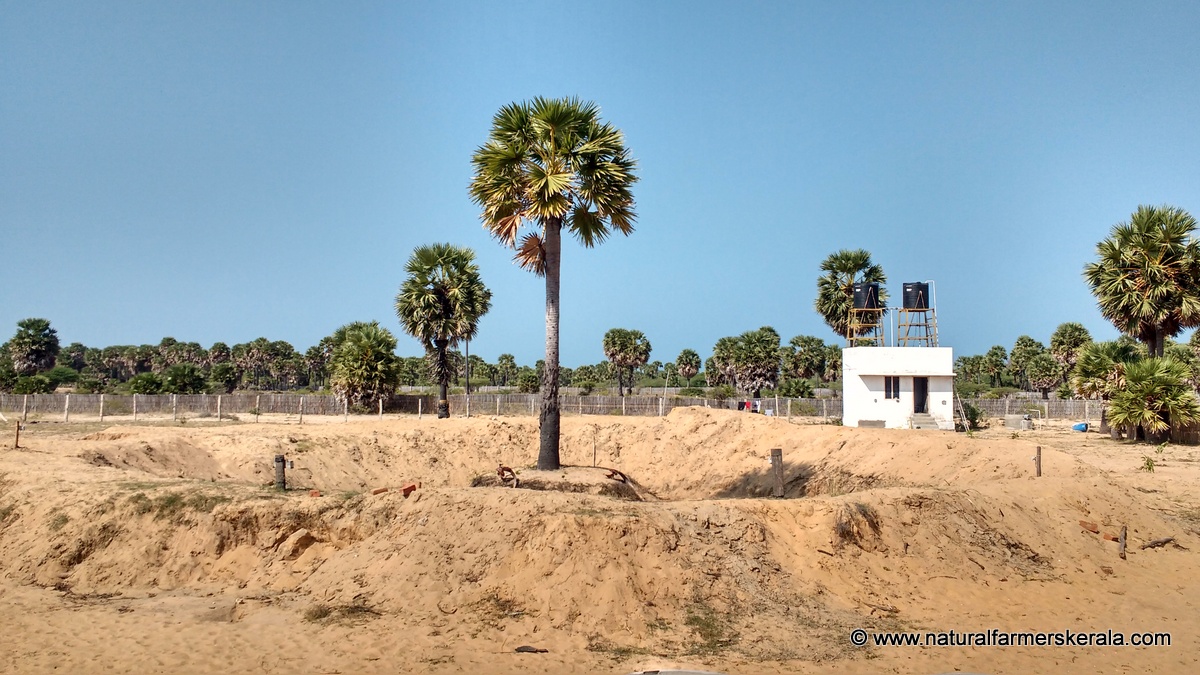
[{"left": 1, "top": 408, "right": 1198, "bottom": 674}]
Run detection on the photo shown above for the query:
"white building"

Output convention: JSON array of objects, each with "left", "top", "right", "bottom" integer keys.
[{"left": 842, "top": 347, "right": 955, "bottom": 430}]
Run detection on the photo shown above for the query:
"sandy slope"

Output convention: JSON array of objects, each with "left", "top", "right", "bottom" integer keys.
[{"left": 1, "top": 408, "right": 1198, "bottom": 674}]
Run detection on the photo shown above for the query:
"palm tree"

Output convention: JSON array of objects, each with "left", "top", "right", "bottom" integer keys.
[
  {"left": 1108, "top": 357, "right": 1200, "bottom": 443},
  {"left": 602, "top": 328, "right": 651, "bottom": 397},
  {"left": 1072, "top": 339, "right": 1144, "bottom": 400},
  {"left": 329, "top": 322, "right": 402, "bottom": 409},
  {"left": 496, "top": 354, "right": 517, "bottom": 387},
  {"left": 676, "top": 349, "right": 701, "bottom": 387},
  {"left": 1049, "top": 322, "right": 1092, "bottom": 371},
  {"left": 1026, "top": 353, "right": 1061, "bottom": 399},
  {"left": 708, "top": 337, "right": 739, "bottom": 387},
  {"left": 814, "top": 249, "right": 887, "bottom": 341},
  {"left": 395, "top": 243, "right": 492, "bottom": 418},
  {"left": 787, "top": 335, "right": 827, "bottom": 380},
  {"left": 732, "top": 327, "right": 781, "bottom": 397},
  {"left": 1084, "top": 205, "right": 1200, "bottom": 357},
  {"left": 7, "top": 318, "right": 60, "bottom": 375},
  {"left": 1009, "top": 336, "right": 1045, "bottom": 390},
  {"left": 821, "top": 344, "right": 842, "bottom": 383},
  {"left": 982, "top": 345, "right": 1009, "bottom": 387},
  {"left": 470, "top": 97, "right": 637, "bottom": 470}
]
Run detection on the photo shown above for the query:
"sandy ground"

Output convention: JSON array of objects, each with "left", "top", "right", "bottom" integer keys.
[{"left": 1, "top": 409, "right": 1198, "bottom": 674}]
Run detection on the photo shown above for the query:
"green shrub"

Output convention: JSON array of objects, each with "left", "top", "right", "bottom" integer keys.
[
  {"left": 13, "top": 375, "right": 53, "bottom": 394},
  {"left": 677, "top": 387, "right": 705, "bottom": 397},
  {"left": 960, "top": 401, "right": 988, "bottom": 430},
  {"left": 126, "top": 373, "right": 163, "bottom": 395},
  {"left": 44, "top": 366, "right": 80, "bottom": 388},
  {"left": 517, "top": 371, "right": 539, "bottom": 394},
  {"left": 162, "top": 364, "right": 206, "bottom": 394},
  {"left": 74, "top": 376, "right": 104, "bottom": 394},
  {"left": 708, "top": 384, "right": 735, "bottom": 400}
]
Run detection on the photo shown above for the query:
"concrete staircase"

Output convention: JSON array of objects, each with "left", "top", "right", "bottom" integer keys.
[{"left": 911, "top": 413, "right": 946, "bottom": 430}]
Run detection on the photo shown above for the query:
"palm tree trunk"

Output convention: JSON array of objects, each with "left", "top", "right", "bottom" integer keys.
[
  {"left": 539, "top": 219, "right": 563, "bottom": 470},
  {"left": 436, "top": 339, "right": 450, "bottom": 419}
]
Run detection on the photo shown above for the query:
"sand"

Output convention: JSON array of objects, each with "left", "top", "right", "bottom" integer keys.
[{"left": 1, "top": 409, "right": 1198, "bottom": 674}]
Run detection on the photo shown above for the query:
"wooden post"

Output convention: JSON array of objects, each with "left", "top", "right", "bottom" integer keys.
[
  {"left": 299, "top": 397, "right": 305, "bottom": 425},
  {"left": 254, "top": 394, "right": 260, "bottom": 423},
  {"left": 172, "top": 394, "right": 177, "bottom": 421},
  {"left": 21, "top": 394, "right": 28, "bottom": 422},
  {"left": 217, "top": 395, "right": 222, "bottom": 421},
  {"left": 659, "top": 397, "right": 664, "bottom": 417},
  {"left": 133, "top": 393, "right": 138, "bottom": 421},
  {"left": 466, "top": 394, "right": 471, "bottom": 419},
  {"left": 64, "top": 394, "right": 70, "bottom": 422},
  {"left": 496, "top": 396, "right": 499, "bottom": 416},
  {"left": 822, "top": 398, "right": 828, "bottom": 420},
  {"left": 775, "top": 395, "right": 779, "bottom": 417},
  {"left": 787, "top": 399, "right": 792, "bottom": 421},
  {"left": 13, "top": 421, "right": 19, "bottom": 449},
  {"left": 529, "top": 396, "right": 535, "bottom": 415},
  {"left": 622, "top": 397, "right": 626, "bottom": 416},
  {"left": 1119, "top": 525, "right": 1127, "bottom": 560},
  {"left": 274, "top": 454, "right": 287, "bottom": 491},
  {"left": 418, "top": 398, "right": 422, "bottom": 419},
  {"left": 770, "top": 448, "right": 784, "bottom": 497},
  {"left": 379, "top": 397, "right": 383, "bottom": 420},
  {"left": 579, "top": 396, "right": 583, "bottom": 416},
  {"left": 99, "top": 394, "right": 105, "bottom": 422},
  {"left": 1035, "top": 446, "right": 1042, "bottom": 477},
  {"left": 343, "top": 398, "right": 348, "bottom": 422}
]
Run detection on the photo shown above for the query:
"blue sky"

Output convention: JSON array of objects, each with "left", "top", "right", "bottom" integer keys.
[{"left": 3, "top": 1, "right": 1199, "bottom": 367}]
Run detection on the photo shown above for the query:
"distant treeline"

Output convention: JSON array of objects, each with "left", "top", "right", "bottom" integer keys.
[{"left": 0, "top": 318, "right": 846, "bottom": 401}]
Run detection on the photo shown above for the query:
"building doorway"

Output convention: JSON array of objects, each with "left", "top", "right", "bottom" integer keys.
[{"left": 913, "top": 377, "right": 928, "bottom": 414}]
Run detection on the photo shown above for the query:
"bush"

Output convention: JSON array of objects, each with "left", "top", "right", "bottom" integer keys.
[
  {"left": 127, "top": 372, "right": 163, "bottom": 395},
  {"left": 708, "top": 384, "right": 736, "bottom": 400},
  {"left": 13, "top": 375, "right": 53, "bottom": 394},
  {"left": 576, "top": 380, "right": 596, "bottom": 396},
  {"left": 162, "top": 364, "right": 206, "bottom": 394},
  {"left": 207, "top": 363, "right": 238, "bottom": 394},
  {"left": 517, "top": 371, "right": 539, "bottom": 394},
  {"left": 74, "top": 376, "right": 104, "bottom": 394},
  {"left": 678, "top": 387, "right": 705, "bottom": 397},
  {"left": 775, "top": 377, "right": 815, "bottom": 398},
  {"left": 44, "top": 365, "right": 79, "bottom": 389},
  {"left": 959, "top": 401, "right": 988, "bottom": 430}
]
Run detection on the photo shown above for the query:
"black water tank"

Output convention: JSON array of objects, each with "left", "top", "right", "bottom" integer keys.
[
  {"left": 902, "top": 282, "right": 929, "bottom": 310},
  {"left": 852, "top": 282, "right": 880, "bottom": 310}
]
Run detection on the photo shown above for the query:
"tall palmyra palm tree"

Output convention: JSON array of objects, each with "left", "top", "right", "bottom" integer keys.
[
  {"left": 470, "top": 97, "right": 637, "bottom": 469},
  {"left": 395, "top": 243, "right": 492, "bottom": 419},
  {"left": 602, "top": 328, "right": 651, "bottom": 397},
  {"left": 1049, "top": 322, "right": 1092, "bottom": 371},
  {"left": 1083, "top": 205, "right": 1200, "bottom": 357},
  {"left": 676, "top": 349, "right": 701, "bottom": 387},
  {"left": 814, "top": 249, "right": 888, "bottom": 341}
]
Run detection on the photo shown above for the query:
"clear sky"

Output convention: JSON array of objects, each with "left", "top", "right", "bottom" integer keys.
[{"left": 3, "top": 1, "right": 1199, "bottom": 367}]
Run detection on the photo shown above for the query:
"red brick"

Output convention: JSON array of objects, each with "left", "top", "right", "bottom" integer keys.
[
  {"left": 309, "top": 490, "right": 321, "bottom": 497},
  {"left": 401, "top": 483, "right": 419, "bottom": 497},
  {"left": 371, "top": 487, "right": 389, "bottom": 495}
]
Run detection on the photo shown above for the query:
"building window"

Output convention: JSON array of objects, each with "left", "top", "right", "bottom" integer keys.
[{"left": 884, "top": 376, "right": 900, "bottom": 400}]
